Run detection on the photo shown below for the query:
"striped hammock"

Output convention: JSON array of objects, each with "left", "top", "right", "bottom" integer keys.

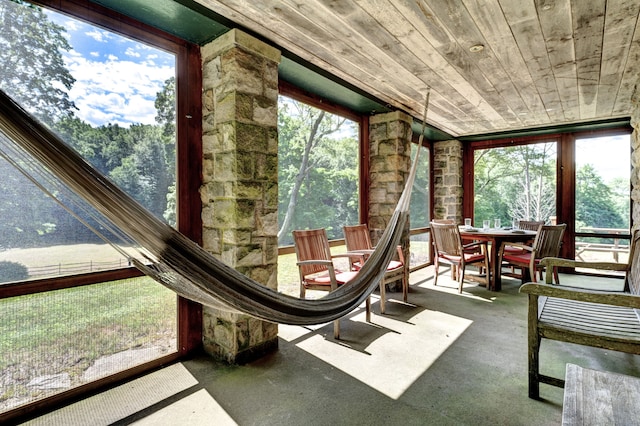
[{"left": 0, "top": 89, "right": 425, "bottom": 325}]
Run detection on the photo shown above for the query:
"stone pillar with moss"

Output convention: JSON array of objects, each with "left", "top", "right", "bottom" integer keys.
[
  {"left": 433, "top": 140, "right": 463, "bottom": 224},
  {"left": 368, "top": 111, "right": 412, "bottom": 291},
  {"left": 200, "top": 29, "right": 280, "bottom": 363}
]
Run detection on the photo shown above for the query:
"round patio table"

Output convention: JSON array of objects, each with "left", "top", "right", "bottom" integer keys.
[{"left": 459, "top": 227, "right": 537, "bottom": 291}]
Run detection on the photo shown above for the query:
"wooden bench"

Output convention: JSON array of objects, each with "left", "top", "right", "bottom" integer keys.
[
  {"left": 519, "top": 230, "right": 640, "bottom": 399},
  {"left": 562, "top": 363, "right": 640, "bottom": 425}
]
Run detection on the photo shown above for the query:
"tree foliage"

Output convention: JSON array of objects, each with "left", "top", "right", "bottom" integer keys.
[
  {"left": 0, "top": 0, "right": 76, "bottom": 124},
  {"left": 474, "top": 143, "right": 556, "bottom": 224},
  {"left": 0, "top": 3, "right": 177, "bottom": 248},
  {"left": 576, "top": 164, "right": 626, "bottom": 230},
  {"left": 277, "top": 97, "right": 359, "bottom": 245}
]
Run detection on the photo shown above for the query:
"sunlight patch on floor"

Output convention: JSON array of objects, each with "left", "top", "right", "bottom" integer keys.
[
  {"left": 133, "top": 389, "right": 237, "bottom": 426},
  {"left": 279, "top": 308, "right": 472, "bottom": 400},
  {"left": 25, "top": 363, "right": 200, "bottom": 426}
]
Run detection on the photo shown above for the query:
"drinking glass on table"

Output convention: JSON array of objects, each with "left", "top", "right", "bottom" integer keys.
[
  {"left": 512, "top": 220, "right": 519, "bottom": 230},
  {"left": 483, "top": 220, "right": 490, "bottom": 229},
  {"left": 494, "top": 218, "right": 501, "bottom": 229},
  {"left": 464, "top": 218, "right": 472, "bottom": 228}
]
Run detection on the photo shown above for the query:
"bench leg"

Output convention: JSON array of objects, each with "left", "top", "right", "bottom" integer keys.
[
  {"left": 528, "top": 334, "right": 541, "bottom": 399},
  {"left": 528, "top": 294, "right": 541, "bottom": 399}
]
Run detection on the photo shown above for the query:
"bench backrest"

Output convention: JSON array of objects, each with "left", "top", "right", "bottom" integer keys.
[{"left": 627, "top": 230, "right": 640, "bottom": 295}]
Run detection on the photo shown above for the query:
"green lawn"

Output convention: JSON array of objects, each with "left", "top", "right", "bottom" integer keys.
[{"left": 0, "top": 276, "right": 176, "bottom": 410}]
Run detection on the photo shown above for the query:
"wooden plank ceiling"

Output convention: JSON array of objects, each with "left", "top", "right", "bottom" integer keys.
[{"left": 193, "top": 0, "right": 640, "bottom": 138}]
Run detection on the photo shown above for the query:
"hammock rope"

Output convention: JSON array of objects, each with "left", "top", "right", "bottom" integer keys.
[{"left": 0, "top": 89, "right": 428, "bottom": 325}]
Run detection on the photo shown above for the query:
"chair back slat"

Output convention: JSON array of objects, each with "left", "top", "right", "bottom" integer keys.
[
  {"left": 518, "top": 220, "right": 545, "bottom": 231},
  {"left": 292, "top": 229, "right": 332, "bottom": 276},
  {"left": 343, "top": 224, "right": 373, "bottom": 251},
  {"left": 431, "top": 222, "right": 463, "bottom": 256},
  {"left": 533, "top": 224, "right": 566, "bottom": 259}
]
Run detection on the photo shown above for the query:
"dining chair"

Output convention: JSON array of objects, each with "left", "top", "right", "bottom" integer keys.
[
  {"left": 292, "top": 228, "right": 368, "bottom": 338},
  {"left": 517, "top": 220, "right": 545, "bottom": 231},
  {"left": 430, "top": 222, "right": 490, "bottom": 293},
  {"left": 498, "top": 224, "right": 566, "bottom": 284},
  {"left": 502, "top": 220, "right": 544, "bottom": 257},
  {"left": 343, "top": 224, "right": 408, "bottom": 314}
]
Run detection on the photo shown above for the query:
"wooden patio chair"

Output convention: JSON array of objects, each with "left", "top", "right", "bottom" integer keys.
[
  {"left": 430, "top": 222, "right": 490, "bottom": 293},
  {"left": 502, "top": 220, "right": 545, "bottom": 272},
  {"left": 517, "top": 220, "right": 545, "bottom": 231},
  {"left": 293, "top": 228, "right": 369, "bottom": 338},
  {"left": 343, "top": 224, "right": 408, "bottom": 314},
  {"left": 498, "top": 224, "right": 566, "bottom": 284}
]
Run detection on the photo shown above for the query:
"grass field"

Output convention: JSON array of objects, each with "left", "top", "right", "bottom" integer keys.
[{"left": 0, "top": 275, "right": 177, "bottom": 412}]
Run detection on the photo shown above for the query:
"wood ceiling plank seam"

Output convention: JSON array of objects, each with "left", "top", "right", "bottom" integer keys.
[
  {"left": 571, "top": 0, "right": 606, "bottom": 120},
  {"left": 417, "top": 0, "right": 524, "bottom": 128},
  {"left": 392, "top": 0, "right": 511, "bottom": 130},
  {"left": 536, "top": 0, "right": 580, "bottom": 122},
  {"left": 271, "top": 0, "right": 476, "bottom": 129},
  {"left": 499, "top": 0, "right": 564, "bottom": 124},
  {"left": 596, "top": 0, "right": 640, "bottom": 117},
  {"left": 462, "top": 0, "right": 548, "bottom": 127},
  {"left": 320, "top": 0, "right": 502, "bottom": 132},
  {"left": 307, "top": 0, "right": 496, "bottom": 134},
  {"left": 347, "top": 0, "right": 497, "bottom": 133},
  {"left": 612, "top": 11, "right": 640, "bottom": 116},
  {"left": 198, "top": 0, "right": 431, "bottom": 123},
  {"left": 459, "top": 0, "right": 538, "bottom": 128}
]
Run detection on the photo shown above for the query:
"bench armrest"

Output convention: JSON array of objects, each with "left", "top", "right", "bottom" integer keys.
[
  {"left": 538, "top": 257, "right": 629, "bottom": 284},
  {"left": 520, "top": 282, "right": 640, "bottom": 309},
  {"left": 539, "top": 257, "right": 628, "bottom": 271}
]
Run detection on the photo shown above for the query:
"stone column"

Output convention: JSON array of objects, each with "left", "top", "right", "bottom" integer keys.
[
  {"left": 433, "top": 140, "right": 463, "bottom": 223},
  {"left": 368, "top": 111, "right": 412, "bottom": 291},
  {"left": 200, "top": 29, "right": 280, "bottom": 363},
  {"left": 631, "top": 81, "right": 640, "bottom": 234}
]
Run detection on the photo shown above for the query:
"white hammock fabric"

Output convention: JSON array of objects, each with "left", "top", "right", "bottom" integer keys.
[{"left": 0, "top": 89, "right": 423, "bottom": 325}]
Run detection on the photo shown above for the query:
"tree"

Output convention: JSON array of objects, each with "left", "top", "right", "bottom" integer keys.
[
  {"left": 575, "top": 164, "right": 626, "bottom": 229},
  {"left": 0, "top": 0, "right": 76, "bottom": 124},
  {"left": 154, "top": 77, "right": 177, "bottom": 224},
  {"left": 474, "top": 143, "right": 556, "bottom": 224},
  {"left": 109, "top": 124, "right": 171, "bottom": 219},
  {"left": 277, "top": 97, "right": 358, "bottom": 244}
]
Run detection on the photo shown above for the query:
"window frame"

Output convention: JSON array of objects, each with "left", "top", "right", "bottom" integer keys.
[
  {"left": 277, "top": 80, "right": 367, "bottom": 252},
  {"left": 463, "top": 126, "right": 633, "bottom": 270},
  {"left": 0, "top": 2, "right": 202, "bottom": 420}
]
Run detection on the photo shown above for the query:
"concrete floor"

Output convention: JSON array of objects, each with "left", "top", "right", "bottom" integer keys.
[{"left": 23, "top": 267, "right": 640, "bottom": 425}]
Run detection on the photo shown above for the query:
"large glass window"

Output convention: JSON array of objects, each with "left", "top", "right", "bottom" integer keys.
[
  {"left": 277, "top": 96, "right": 359, "bottom": 245},
  {"left": 575, "top": 134, "right": 630, "bottom": 270},
  {"left": 0, "top": 0, "right": 180, "bottom": 415},
  {"left": 276, "top": 95, "right": 360, "bottom": 295},
  {"left": 473, "top": 142, "right": 557, "bottom": 226}
]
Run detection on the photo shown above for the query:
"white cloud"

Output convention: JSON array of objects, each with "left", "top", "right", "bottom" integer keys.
[
  {"left": 125, "top": 47, "right": 141, "bottom": 58},
  {"left": 64, "top": 53, "right": 174, "bottom": 127},
  {"left": 84, "top": 29, "right": 111, "bottom": 43}
]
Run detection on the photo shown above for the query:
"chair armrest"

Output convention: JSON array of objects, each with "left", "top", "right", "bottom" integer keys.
[
  {"left": 520, "top": 282, "right": 640, "bottom": 309},
  {"left": 333, "top": 252, "right": 367, "bottom": 262},
  {"left": 499, "top": 242, "right": 533, "bottom": 252},
  {"left": 463, "top": 241, "right": 487, "bottom": 250}
]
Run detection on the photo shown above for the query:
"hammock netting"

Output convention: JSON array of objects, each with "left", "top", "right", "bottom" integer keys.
[{"left": 0, "top": 89, "right": 424, "bottom": 325}]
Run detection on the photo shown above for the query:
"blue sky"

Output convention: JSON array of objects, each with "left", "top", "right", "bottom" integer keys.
[{"left": 45, "top": 9, "right": 175, "bottom": 128}]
